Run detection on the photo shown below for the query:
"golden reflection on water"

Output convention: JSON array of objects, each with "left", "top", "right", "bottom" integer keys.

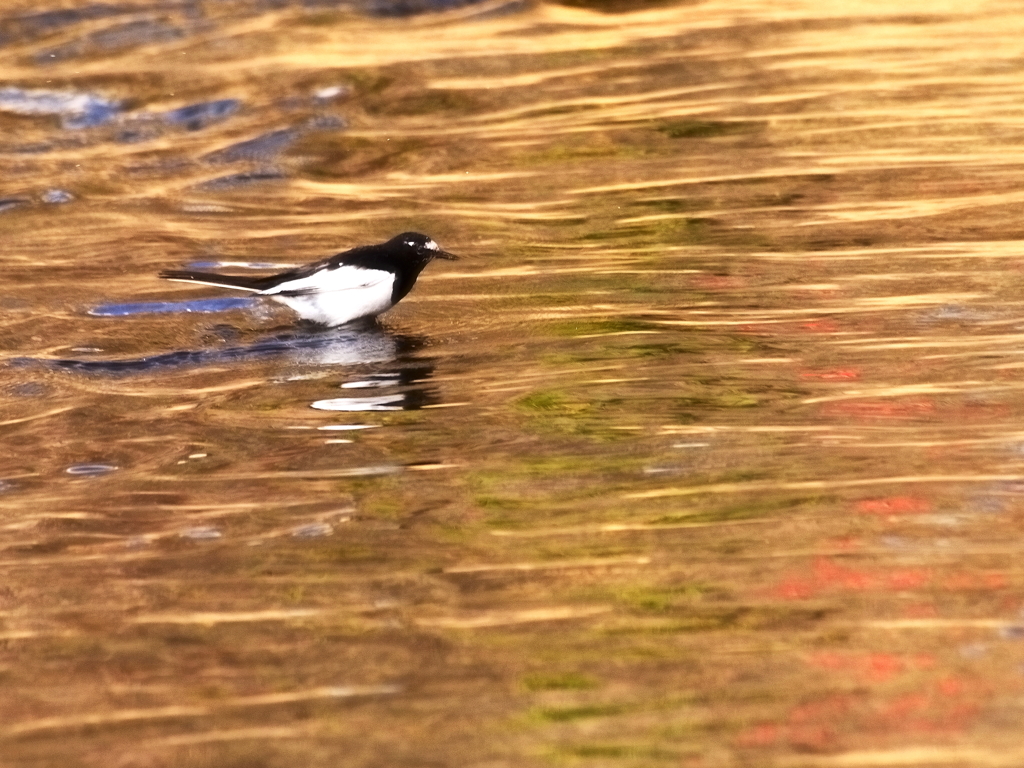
[{"left": 6, "top": 0, "right": 1024, "bottom": 765}]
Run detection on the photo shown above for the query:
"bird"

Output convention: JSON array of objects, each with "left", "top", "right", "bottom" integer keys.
[{"left": 159, "top": 232, "right": 457, "bottom": 327}]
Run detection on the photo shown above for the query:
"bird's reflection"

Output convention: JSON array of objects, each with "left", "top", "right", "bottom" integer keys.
[
  {"left": 16, "top": 324, "right": 441, "bottom": 410},
  {"left": 311, "top": 364, "right": 437, "bottom": 411},
  {"left": 40, "top": 323, "right": 417, "bottom": 372}
]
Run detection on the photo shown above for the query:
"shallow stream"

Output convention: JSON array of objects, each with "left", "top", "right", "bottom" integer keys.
[{"left": 4, "top": 0, "right": 1024, "bottom": 765}]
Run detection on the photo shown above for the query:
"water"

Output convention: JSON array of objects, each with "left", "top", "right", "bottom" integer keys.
[{"left": 3, "top": 0, "right": 1024, "bottom": 764}]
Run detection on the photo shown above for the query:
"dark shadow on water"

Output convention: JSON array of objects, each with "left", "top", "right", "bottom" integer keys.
[{"left": 13, "top": 322, "right": 425, "bottom": 374}]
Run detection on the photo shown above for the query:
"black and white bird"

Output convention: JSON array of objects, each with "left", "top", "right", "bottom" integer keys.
[{"left": 160, "top": 232, "right": 457, "bottom": 327}]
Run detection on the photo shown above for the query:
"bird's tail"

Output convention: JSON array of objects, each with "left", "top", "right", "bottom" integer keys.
[{"left": 159, "top": 270, "right": 269, "bottom": 293}]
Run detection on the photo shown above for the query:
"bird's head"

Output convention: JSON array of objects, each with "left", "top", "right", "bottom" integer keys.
[{"left": 391, "top": 232, "right": 458, "bottom": 263}]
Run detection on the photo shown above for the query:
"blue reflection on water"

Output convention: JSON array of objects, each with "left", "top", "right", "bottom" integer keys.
[
  {"left": 89, "top": 297, "right": 254, "bottom": 316},
  {"left": 0, "top": 86, "right": 122, "bottom": 128},
  {"left": 65, "top": 463, "right": 118, "bottom": 476},
  {"left": 163, "top": 98, "right": 240, "bottom": 130}
]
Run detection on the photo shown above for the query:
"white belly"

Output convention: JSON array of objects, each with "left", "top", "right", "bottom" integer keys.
[{"left": 261, "top": 266, "right": 396, "bottom": 326}]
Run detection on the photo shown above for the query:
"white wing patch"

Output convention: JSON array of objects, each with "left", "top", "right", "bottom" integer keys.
[
  {"left": 258, "top": 264, "right": 389, "bottom": 296},
  {"left": 260, "top": 265, "right": 396, "bottom": 326}
]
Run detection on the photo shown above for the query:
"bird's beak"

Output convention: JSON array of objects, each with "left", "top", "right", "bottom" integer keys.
[{"left": 435, "top": 249, "right": 459, "bottom": 260}]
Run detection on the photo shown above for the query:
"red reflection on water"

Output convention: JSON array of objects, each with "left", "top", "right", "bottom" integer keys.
[
  {"left": 867, "top": 677, "right": 985, "bottom": 735},
  {"left": 940, "top": 571, "right": 1006, "bottom": 590},
  {"left": 736, "top": 676, "right": 987, "bottom": 751},
  {"left": 771, "top": 558, "right": 1006, "bottom": 599},
  {"left": 807, "top": 651, "right": 936, "bottom": 683},
  {"left": 821, "top": 399, "right": 936, "bottom": 419},
  {"left": 800, "top": 320, "right": 840, "bottom": 332},
  {"left": 735, "top": 318, "right": 841, "bottom": 335},
  {"left": 800, "top": 368, "right": 861, "bottom": 380},
  {"left": 855, "top": 496, "right": 932, "bottom": 515}
]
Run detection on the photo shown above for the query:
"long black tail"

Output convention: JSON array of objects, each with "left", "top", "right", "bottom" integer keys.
[{"left": 159, "top": 269, "right": 269, "bottom": 292}]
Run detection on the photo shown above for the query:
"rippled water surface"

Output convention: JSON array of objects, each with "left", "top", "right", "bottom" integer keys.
[{"left": 6, "top": 0, "right": 1024, "bottom": 764}]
